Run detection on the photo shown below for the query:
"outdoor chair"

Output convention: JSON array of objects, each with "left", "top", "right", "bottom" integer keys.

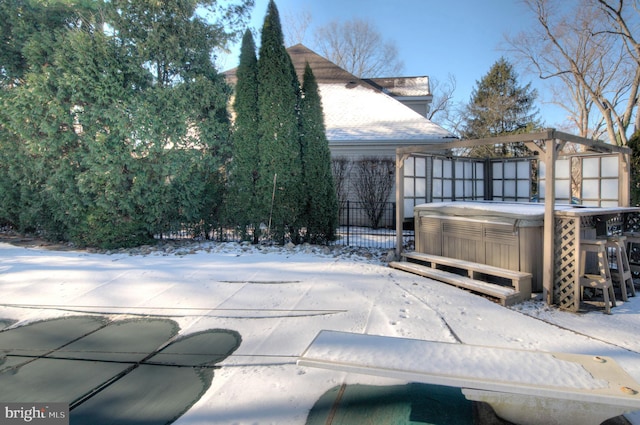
[
  {"left": 602, "top": 235, "right": 635, "bottom": 302},
  {"left": 580, "top": 239, "right": 616, "bottom": 314}
]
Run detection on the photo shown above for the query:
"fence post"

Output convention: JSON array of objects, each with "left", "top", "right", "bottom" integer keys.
[
  {"left": 393, "top": 201, "right": 400, "bottom": 252},
  {"left": 346, "top": 200, "right": 350, "bottom": 246},
  {"left": 392, "top": 202, "right": 396, "bottom": 229}
]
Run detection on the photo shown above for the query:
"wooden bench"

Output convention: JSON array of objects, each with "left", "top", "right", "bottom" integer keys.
[{"left": 389, "top": 251, "right": 532, "bottom": 306}]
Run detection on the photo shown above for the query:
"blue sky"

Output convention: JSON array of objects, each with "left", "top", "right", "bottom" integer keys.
[{"left": 217, "top": 0, "right": 566, "bottom": 128}]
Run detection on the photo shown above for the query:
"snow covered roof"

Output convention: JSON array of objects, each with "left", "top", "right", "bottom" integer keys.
[
  {"left": 319, "top": 83, "right": 453, "bottom": 141},
  {"left": 364, "top": 76, "right": 432, "bottom": 97},
  {"left": 223, "top": 44, "right": 457, "bottom": 143},
  {"left": 286, "top": 44, "right": 455, "bottom": 142}
]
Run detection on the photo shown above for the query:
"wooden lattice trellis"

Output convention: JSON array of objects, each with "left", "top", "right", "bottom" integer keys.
[
  {"left": 553, "top": 212, "right": 640, "bottom": 311},
  {"left": 553, "top": 217, "right": 578, "bottom": 311}
]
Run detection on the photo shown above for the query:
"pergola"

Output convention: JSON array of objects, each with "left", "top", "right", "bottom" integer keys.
[{"left": 394, "top": 129, "right": 634, "bottom": 307}]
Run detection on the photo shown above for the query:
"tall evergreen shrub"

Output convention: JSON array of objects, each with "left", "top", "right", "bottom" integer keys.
[
  {"left": 256, "top": 0, "right": 303, "bottom": 243},
  {"left": 227, "top": 29, "right": 261, "bottom": 242},
  {"left": 299, "top": 63, "right": 338, "bottom": 243},
  {"left": 0, "top": 0, "right": 244, "bottom": 247}
]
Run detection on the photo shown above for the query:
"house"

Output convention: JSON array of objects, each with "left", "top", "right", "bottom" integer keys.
[
  {"left": 224, "top": 44, "right": 456, "bottom": 226},
  {"left": 292, "top": 44, "right": 456, "bottom": 158},
  {"left": 363, "top": 75, "right": 433, "bottom": 118},
  {"left": 224, "top": 43, "right": 456, "bottom": 159}
]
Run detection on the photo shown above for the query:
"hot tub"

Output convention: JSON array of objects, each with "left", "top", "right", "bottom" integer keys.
[{"left": 414, "top": 202, "right": 544, "bottom": 292}]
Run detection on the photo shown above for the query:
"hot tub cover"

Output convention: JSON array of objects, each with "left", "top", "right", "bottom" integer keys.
[{"left": 414, "top": 202, "right": 546, "bottom": 227}]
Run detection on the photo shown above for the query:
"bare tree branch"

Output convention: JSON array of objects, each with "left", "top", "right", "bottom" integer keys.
[
  {"left": 506, "top": 0, "right": 639, "bottom": 145},
  {"left": 352, "top": 157, "right": 394, "bottom": 229},
  {"left": 428, "top": 74, "right": 456, "bottom": 120},
  {"left": 331, "top": 157, "right": 352, "bottom": 209},
  {"left": 282, "top": 8, "right": 312, "bottom": 46},
  {"left": 427, "top": 73, "right": 463, "bottom": 136},
  {"left": 313, "top": 18, "right": 404, "bottom": 77}
]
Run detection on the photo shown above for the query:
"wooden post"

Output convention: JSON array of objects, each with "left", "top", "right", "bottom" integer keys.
[
  {"left": 619, "top": 152, "right": 631, "bottom": 207},
  {"left": 543, "top": 138, "right": 557, "bottom": 305},
  {"left": 395, "top": 152, "right": 408, "bottom": 259}
]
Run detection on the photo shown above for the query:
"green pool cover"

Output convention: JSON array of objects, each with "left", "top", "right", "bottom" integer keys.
[{"left": 0, "top": 316, "right": 241, "bottom": 424}]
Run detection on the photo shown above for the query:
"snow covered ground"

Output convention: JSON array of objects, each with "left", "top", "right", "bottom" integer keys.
[{"left": 1, "top": 240, "right": 640, "bottom": 424}]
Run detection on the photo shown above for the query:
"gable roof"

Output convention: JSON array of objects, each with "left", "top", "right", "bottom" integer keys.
[
  {"left": 285, "top": 44, "right": 455, "bottom": 142},
  {"left": 317, "top": 83, "right": 451, "bottom": 141},
  {"left": 223, "top": 44, "right": 456, "bottom": 142},
  {"left": 286, "top": 44, "right": 364, "bottom": 86}
]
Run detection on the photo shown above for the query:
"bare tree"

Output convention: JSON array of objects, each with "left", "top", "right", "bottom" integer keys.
[
  {"left": 313, "top": 18, "right": 404, "bottom": 77},
  {"left": 331, "top": 157, "right": 352, "bottom": 210},
  {"left": 506, "top": 0, "right": 640, "bottom": 145},
  {"left": 352, "top": 157, "right": 395, "bottom": 229},
  {"left": 597, "top": 0, "right": 640, "bottom": 133},
  {"left": 427, "top": 73, "right": 460, "bottom": 134},
  {"left": 546, "top": 74, "right": 607, "bottom": 140},
  {"left": 282, "top": 8, "right": 312, "bottom": 46}
]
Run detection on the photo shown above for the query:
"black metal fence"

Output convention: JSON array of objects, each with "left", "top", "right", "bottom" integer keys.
[
  {"left": 335, "top": 201, "right": 409, "bottom": 249},
  {"left": 155, "top": 201, "right": 414, "bottom": 250}
]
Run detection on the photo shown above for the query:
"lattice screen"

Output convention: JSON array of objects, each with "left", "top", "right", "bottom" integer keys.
[{"left": 553, "top": 216, "right": 578, "bottom": 311}]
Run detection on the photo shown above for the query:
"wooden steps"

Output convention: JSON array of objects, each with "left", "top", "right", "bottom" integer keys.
[{"left": 390, "top": 251, "right": 532, "bottom": 306}]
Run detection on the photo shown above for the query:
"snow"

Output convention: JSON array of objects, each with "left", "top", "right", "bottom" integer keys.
[
  {"left": 414, "top": 201, "right": 547, "bottom": 217},
  {"left": 375, "top": 76, "right": 431, "bottom": 98},
  {"left": 302, "top": 331, "right": 610, "bottom": 390},
  {"left": 2, "top": 241, "right": 640, "bottom": 424},
  {"left": 413, "top": 200, "right": 637, "bottom": 218},
  {"left": 319, "top": 83, "right": 455, "bottom": 141}
]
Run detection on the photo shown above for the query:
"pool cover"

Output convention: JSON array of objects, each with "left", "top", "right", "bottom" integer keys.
[{"left": 0, "top": 316, "right": 241, "bottom": 424}]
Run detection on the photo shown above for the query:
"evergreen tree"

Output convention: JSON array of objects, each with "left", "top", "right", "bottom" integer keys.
[
  {"left": 227, "top": 29, "right": 261, "bottom": 242},
  {"left": 462, "top": 57, "right": 540, "bottom": 157},
  {"left": 90, "top": 0, "right": 236, "bottom": 245},
  {"left": 256, "top": 0, "right": 303, "bottom": 243},
  {"left": 0, "top": 0, "right": 98, "bottom": 87},
  {"left": 59, "top": 27, "right": 149, "bottom": 246},
  {"left": 0, "top": 0, "right": 248, "bottom": 247},
  {"left": 299, "top": 63, "right": 338, "bottom": 243},
  {"left": 0, "top": 3, "right": 105, "bottom": 239}
]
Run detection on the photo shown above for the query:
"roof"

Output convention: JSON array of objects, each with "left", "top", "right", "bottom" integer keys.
[
  {"left": 319, "top": 83, "right": 453, "bottom": 141},
  {"left": 286, "top": 44, "right": 367, "bottom": 87},
  {"left": 223, "top": 44, "right": 456, "bottom": 142},
  {"left": 364, "top": 76, "right": 432, "bottom": 97},
  {"left": 286, "top": 45, "right": 454, "bottom": 141}
]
